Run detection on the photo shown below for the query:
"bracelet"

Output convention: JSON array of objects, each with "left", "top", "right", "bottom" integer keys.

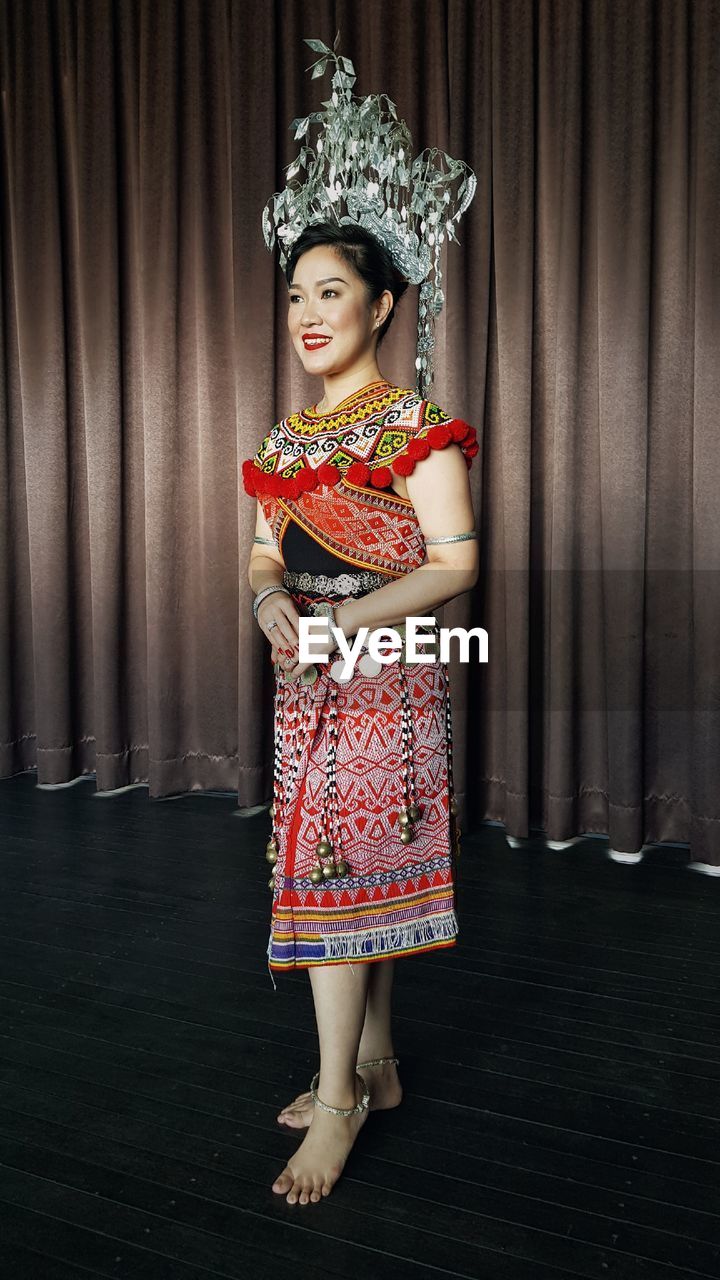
[{"left": 252, "top": 584, "right": 291, "bottom": 621}]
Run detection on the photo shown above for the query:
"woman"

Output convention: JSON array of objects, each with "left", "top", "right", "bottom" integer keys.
[{"left": 243, "top": 220, "right": 478, "bottom": 1206}]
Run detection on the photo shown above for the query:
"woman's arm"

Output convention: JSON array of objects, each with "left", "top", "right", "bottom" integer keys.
[
  {"left": 248, "top": 501, "right": 306, "bottom": 662},
  {"left": 335, "top": 443, "right": 478, "bottom": 638},
  {"left": 247, "top": 501, "right": 285, "bottom": 594}
]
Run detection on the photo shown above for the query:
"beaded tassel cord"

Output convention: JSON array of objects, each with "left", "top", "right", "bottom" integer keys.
[
  {"left": 397, "top": 659, "right": 419, "bottom": 840},
  {"left": 443, "top": 658, "right": 461, "bottom": 858},
  {"left": 267, "top": 674, "right": 314, "bottom": 890},
  {"left": 319, "top": 681, "right": 348, "bottom": 877}
]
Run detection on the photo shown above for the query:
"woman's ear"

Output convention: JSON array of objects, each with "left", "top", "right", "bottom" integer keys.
[{"left": 375, "top": 291, "right": 394, "bottom": 327}]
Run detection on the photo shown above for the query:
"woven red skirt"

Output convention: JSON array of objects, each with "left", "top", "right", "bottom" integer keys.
[{"left": 265, "top": 614, "right": 460, "bottom": 972}]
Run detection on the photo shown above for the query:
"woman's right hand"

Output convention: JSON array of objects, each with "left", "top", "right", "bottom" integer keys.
[{"left": 257, "top": 592, "right": 300, "bottom": 669}]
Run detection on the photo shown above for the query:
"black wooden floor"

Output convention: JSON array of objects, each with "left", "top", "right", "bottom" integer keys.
[{"left": 1, "top": 770, "right": 719, "bottom": 1280}]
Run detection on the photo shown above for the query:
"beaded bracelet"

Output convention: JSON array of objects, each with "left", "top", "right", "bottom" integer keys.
[{"left": 252, "top": 583, "right": 291, "bottom": 621}]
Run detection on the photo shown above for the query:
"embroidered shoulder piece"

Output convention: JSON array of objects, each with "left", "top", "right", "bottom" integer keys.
[{"left": 242, "top": 384, "right": 478, "bottom": 500}]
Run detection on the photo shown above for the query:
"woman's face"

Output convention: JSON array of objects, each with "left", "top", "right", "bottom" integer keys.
[{"left": 287, "top": 244, "right": 391, "bottom": 376}]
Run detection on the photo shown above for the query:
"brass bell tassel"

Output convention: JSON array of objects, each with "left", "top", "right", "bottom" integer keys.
[{"left": 397, "top": 806, "right": 414, "bottom": 844}]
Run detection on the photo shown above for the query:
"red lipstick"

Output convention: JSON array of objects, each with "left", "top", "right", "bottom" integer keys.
[{"left": 302, "top": 333, "right": 333, "bottom": 350}]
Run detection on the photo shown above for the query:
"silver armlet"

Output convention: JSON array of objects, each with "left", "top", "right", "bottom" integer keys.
[{"left": 424, "top": 531, "right": 477, "bottom": 544}]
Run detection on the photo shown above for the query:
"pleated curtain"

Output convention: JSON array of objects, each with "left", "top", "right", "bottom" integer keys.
[{"left": 1, "top": 0, "right": 718, "bottom": 862}]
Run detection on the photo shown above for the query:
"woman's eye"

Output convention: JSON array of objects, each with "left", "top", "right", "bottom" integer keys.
[{"left": 289, "top": 290, "right": 337, "bottom": 302}]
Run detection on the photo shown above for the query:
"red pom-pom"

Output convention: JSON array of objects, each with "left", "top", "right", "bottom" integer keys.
[
  {"left": 317, "top": 461, "right": 341, "bottom": 486},
  {"left": 407, "top": 437, "right": 431, "bottom": 461},
  {"left": 346, "top": 461, "right": 370, "bottom": 486},
  {"left": 242, "top": 460, "right": 257, "bottom": 495},
  {"left": 296, "top": 467, "right": 318, "bottom": 492},
  {"left": 426, "top": 424, "right": 452, "bottom": 449},
  {"left": 465, "top": 454, "right": 472, "bottom": 469},
  {"left": 370, "top": 465, "right": 393, "bottom": 487},
  {"left": 392, "top": 454, "right": 416, "bottom": 477},
  {"left": 466, "top": 441, "right": 479, "bottom": 457},
  {"left": 449, "top": 419, "right": 471, "bottom": 442}
]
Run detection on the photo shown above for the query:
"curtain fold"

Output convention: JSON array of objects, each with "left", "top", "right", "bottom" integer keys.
[{"left": 1, "top": 0, "right": 718, "bottom": 861}]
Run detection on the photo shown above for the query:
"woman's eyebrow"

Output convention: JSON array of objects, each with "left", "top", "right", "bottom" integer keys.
[{"left": 287, "top": 276, "right": 348, "bottom": 289}]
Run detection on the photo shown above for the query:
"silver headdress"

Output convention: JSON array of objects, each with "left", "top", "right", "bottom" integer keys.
[{"left": 262, "top": 33, "right": 477, "bottom": 397}]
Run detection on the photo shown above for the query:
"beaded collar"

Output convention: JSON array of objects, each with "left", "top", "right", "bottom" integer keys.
[
  {"left": 299, "top": 379, "right": 406, "bottom": 433},
  {"left": 242, "top": 380, "right": 478, "bottom": 500}
]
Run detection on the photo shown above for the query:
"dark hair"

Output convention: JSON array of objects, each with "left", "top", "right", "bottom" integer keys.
[{"left": 284, "top": 221, "right": 409, "bottom": 347}]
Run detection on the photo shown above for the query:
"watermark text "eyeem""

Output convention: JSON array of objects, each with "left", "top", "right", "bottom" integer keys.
[{"left": 298, "top": 615, "right": 489, "bottom": 678}]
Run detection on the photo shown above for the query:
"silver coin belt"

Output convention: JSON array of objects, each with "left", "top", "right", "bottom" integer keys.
[{"left": 282, "top": 568, "right": 389, "bottom": 596}]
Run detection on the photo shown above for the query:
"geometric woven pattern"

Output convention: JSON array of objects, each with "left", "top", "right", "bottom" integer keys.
[
  {"left": 242, "top": 378, "right": 479, "bottom": 503},
  {"left": 267, "top": 650, "right": 459, "bottom": 969}
]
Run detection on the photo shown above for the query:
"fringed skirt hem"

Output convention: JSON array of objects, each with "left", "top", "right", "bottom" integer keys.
[{"left": 267, "top": 907, "right": 459, "bottom": 969}]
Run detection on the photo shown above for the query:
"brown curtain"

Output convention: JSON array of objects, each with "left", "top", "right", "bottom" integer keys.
[{"left": 1, "top": 0, "right": 718, "bottom": 863}]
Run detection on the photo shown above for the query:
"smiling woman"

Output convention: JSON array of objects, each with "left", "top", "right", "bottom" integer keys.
[
  {"left": 284, "top": 223, "right": 408, "bottom": 413},
  {"left": 243, "top": 219, "right": 478, "bottom": 1206}
]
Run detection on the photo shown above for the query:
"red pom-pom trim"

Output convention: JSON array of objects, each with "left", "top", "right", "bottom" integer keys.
[
  {"left": 407, "top": 437, "right": 431, "bottom": 461},
  {"left": 392, "top": 454, "right": 415, "bottom": 476},
  {"left": 243, "top": 413, "right": 478, "bottom": 498},
  {"left": 426, "top": 424, "right": 452, "bottom": 449},
  {"left": 345, "top": 461, "right": 370, "bottom": 486},
  {"left": 317, "top": 461, "right": 341, "bottom": 486}
]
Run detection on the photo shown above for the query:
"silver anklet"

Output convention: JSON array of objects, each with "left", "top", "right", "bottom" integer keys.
[
  {"left": 310, "top": 1071, "right": 370, "bottom": 1116},
  {"left": 356, "top": 1055, "right": 399, "bottom": 1069}
]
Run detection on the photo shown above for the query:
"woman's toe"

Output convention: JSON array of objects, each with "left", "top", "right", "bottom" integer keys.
[
  {"left": 287, "top": 1176, "right": 303, "bottom": 1205},
  {"left": 272, "top": 1166, "right": 294, "bottom": 1195}
]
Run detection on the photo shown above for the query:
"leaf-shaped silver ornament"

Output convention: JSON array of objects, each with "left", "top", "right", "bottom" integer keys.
[{"left": 304, "top": 38, "right": 332, "bottom": 53}]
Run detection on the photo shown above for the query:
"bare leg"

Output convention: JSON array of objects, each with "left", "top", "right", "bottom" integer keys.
[
  {"left": 272, "top": 961, "right": 371, "bottom": 1204},
  {"left": 277, "top": 958, "right": 402, "bottom": 1129}
]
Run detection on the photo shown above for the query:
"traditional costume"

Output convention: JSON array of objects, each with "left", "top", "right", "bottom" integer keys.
[{"left": 245, "top": 35, "right": 477, "bottom": 979}]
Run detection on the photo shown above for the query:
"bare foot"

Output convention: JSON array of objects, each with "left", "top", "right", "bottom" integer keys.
[
  {"left": 277, "top": 1058, "right": 402, "bottom": 1129},
  {"left": 272, "top": 1074, "right": 369, "bottom": 1204}
]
